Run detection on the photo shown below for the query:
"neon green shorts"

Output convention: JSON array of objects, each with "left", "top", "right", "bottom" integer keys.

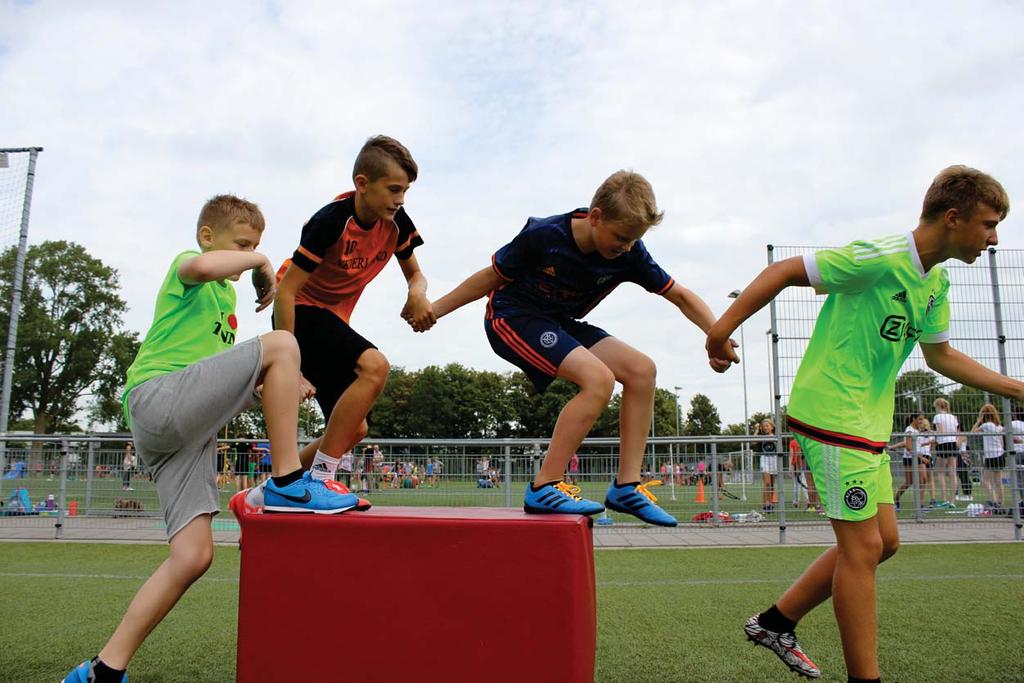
[{"left": 796, "top": 434, "right": 893, "bottom": 521}]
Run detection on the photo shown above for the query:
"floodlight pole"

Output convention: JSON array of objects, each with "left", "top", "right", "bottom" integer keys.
[{"left": 729, "top": 290, "right": 749, "bottom": 501}]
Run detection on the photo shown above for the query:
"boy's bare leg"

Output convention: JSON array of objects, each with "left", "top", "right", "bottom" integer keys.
[
  {"left": 588, "top": 337, "right": 656, "bottom": 483},
  {"left": 299, "top": 349, "right": 388, "bottom": 469},
  {"left": 775, "top": 504, "right": 899, "bottom": 622},
  {"left": 947, "top": 460, "right": 959, "bottom": 499},
  {"left": 535, "top": 347, "right": 614, "bottom": 485},
  {"left": 97, "top": 514, "right": 214, "bottom": 669},
  {"left": 256, "top": 331, "right": 304, "bottom": 476}
]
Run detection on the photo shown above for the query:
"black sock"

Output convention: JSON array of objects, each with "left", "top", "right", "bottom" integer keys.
[
  {"left": 271, "top": 468, "right": 304, "bottom": 488},
  {"left": 758, "top": 604, "right": 797, "bottom": 633},
  {"left": 615, "top": 479, "right": 641, "bottom": 488},
  {"left": 530, "top": 480, "right": 560, "bottom": 492},
  {"left": 92, "top": 657, "right": 126, "bottom": 683},
  {"left": 848, "top": 677, "right": 881, "bottom": 683}
]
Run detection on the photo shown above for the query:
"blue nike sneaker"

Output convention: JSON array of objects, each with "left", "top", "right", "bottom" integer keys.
[
  {"left": 63, "top": 659, "right": 127, "bottom": 682},
  {"left": 605, "top": 479, "right": 678, "bottom": 527},
  {"left": 523, "top": 481, "right": 605, "bottom": 516},
  {"left": 264, "top": 471, "right": 358, "bottom": 514}
]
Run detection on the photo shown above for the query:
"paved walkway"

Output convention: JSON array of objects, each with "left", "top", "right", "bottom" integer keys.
[{"left": 0, "top": 515, "right": 1018, "bottom": 547}]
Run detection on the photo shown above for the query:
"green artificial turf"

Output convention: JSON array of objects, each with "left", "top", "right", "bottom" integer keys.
[{"left": 0, "top": 542, "right": 1020, "bottom": 682}]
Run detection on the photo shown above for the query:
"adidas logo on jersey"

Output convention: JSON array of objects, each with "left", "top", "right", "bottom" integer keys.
[{"left": 891, "top": 290, "right": 907, "bottom": 303}]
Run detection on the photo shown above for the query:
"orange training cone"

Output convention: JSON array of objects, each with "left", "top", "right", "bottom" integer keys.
[{"left": 695, "top": 478, "right": 706, "bottom": 503}]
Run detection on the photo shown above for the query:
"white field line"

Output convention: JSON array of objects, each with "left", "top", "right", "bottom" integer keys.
[{"left": 2, "top": 572, "right": 1022, "bottom": 586}]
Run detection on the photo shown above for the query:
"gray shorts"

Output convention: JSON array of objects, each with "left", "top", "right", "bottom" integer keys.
[{"left": 127, "top": 337, "right": 263, "bottom": 540}]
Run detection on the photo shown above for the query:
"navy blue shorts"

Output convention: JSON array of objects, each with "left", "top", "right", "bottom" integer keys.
[{"left": 485, "top": 313, "right": 610, "bottom": 392}]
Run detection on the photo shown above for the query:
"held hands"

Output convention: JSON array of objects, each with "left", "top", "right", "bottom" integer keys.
[
  {"left": 251, "top": 256, "right": 277, "bottom": 312},
  {"left": 401, "top": 291, "right": 437, "bottom": 332},
  {"left": 705, "top": 332, "right": 740, "bottom": 374},
  {"left": 298, "top": 374, "right": 316, "bottom": 402}
]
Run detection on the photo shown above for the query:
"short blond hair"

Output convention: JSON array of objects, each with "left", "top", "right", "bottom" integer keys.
[
  {"left": 197, "top": 194, "right": 265, "bottom": 234},
  {"left": 921, "top": 165, "right": 1009, "bottom": 222},
  {"left": 933, "top": 398, "right": 950, "bottom": 413},
  {"left": 591, "top": 171, "right": 664, "bottom": 229}
]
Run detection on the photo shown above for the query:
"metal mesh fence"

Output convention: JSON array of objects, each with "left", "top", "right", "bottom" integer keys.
[
  {"left": 768, "top": 243, "right": 1024, "bottom": 536},
  {"left": 0, "top": 434, "right": 1018, "bottom": 542}
]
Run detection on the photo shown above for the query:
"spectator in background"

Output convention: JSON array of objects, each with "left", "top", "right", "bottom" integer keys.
[
  {"left": 364, "top": 445, "right": 378, "bottom": 490},
  {"left": 955, "top": 435, "right": 973, "bottom": 502},
  {"left": 339, "top": 450, "right": 353, "bottom": 487},
  {"left": 122, "top": 442, "right": 136, "bottom": 491},
  {"left": 789, "top": 437, "right": 817, "bottom": 511},
  {"left": 896, "top": 414, "right": 926, "bottom": 511},
  {"left": 918, "top": 418, "right": 939, "bottom": 508},
  {"left": 932, "top": 398, "right": 960, "bottom": 509},
  {"left": 716, "top": 453, "right": 737, "bottom": 500},
  {"left": 973, "top": 404, "right": 1006, "bottom": 509},
  {"left": 431, "top": 457, "right": 442, "bottom": 488},
  {"left": 568, "top": 452, "right": 580, "bottom": 484},
  {"left": 753, "top": 419, "right": 779, "bottom": 512}
]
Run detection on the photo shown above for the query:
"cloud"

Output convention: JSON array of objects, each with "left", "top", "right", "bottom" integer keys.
[{"left": 1, "top": 0, "right": 1022, "bottom": 426}]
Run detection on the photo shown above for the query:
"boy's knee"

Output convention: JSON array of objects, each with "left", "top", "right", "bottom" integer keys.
[
  {"left": 581, "top": 365, "right": 616, "bottom": 401},
  {"left": 357, "top": 350, "right": 390, "bottom": 388},
  {"left": 172, "top": 544, "right": 214, "bottom": 581},
  {"left": 620, "top": 353, "right": 657, "bottom": 389},
  {"left": 261, "top": 330, "right": 299, "bottom": 362},
  {"left": 880, "top": 537, "right": 899, "bottom": 563},
  {"left": 354, "top": 420, "right": 369, "bottom": 442}
]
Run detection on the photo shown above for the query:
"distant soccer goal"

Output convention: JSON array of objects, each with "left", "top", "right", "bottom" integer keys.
[{"left": 0, "top": 148, "right": 42, "bottom": 435}]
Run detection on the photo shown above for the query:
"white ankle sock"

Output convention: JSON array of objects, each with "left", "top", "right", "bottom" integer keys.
[{"left": 310, "top": 450, "right": 340, "bottom": 481}]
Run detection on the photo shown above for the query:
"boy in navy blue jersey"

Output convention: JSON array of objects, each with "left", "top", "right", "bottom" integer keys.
[{"left": 429, "top": 171, "right": 732, "bottom": 524}]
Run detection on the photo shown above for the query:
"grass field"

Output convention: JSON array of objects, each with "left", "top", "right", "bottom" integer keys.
[{"left": 0, "top": 542, "right": 1020, "bottom": 682}]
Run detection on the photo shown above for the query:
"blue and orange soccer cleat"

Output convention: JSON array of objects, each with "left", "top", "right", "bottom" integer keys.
[
  {"left": 263, "top": 471, "right": 358, "bottom": 514},
  {"left": 63, "top": 659, "right": 127, "bottom": 682},
  {"left": 523, "top": 480, "right": 605, "bottom": 516},
  {"left": 604, "top": 479, "right": 678, "bottom": 527}
]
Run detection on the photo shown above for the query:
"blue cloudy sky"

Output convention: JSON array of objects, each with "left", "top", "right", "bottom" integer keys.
[{"left": 2, "top": 1, "right": 1023, "bottom": 426}]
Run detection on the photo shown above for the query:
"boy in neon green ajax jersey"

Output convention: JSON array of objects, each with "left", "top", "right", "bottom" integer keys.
[
  {"left": 707, "top": 166, "right": 1022, "bottom": 683},
  {"left": 63, "top": 195, "right": 358, "bottom": 683}
]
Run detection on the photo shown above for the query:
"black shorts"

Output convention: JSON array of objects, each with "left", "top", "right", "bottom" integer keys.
[
  {"left": 983, "top": 454, "right": 1006, "bottom": 470},
  {"left": 935, "top": 442, "right": 958, "bottom": 458},
  {"left": 292, "top": 305, "right": 377, "bottom": 417}
]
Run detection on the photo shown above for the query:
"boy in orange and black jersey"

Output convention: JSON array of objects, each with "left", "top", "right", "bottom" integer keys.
[{"left": 272, "top": 135, "right": 434, "bottom": 486}]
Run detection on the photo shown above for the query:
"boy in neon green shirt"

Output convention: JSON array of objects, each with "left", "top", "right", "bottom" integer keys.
[
  {"left": 707, "top": 166, "right": 1020, "bottom": 683},
  {"left": 63, "top": 195, "right": 358, "bottom": 683}
]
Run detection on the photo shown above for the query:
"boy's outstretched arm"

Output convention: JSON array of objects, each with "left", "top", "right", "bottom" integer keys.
[
  {"left": 662, "top": 282, "right": 737, "bottom": 373},
  {"left": 431, "top": 266, "right": 504, "bottom": 321},
  {"left": 178, "top": 251, "right": 277, "bottom": 312},
  {"left": 399, "top": 254, "right": 436, "bottom": 332},
  {"left": 705, "top": 256, "right": 810, "bottom": 368},
  {"left": 921, "top": 342, "right": 1024, "bottom": 402}
]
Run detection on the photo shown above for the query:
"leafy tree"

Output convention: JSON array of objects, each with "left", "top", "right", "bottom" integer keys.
[
  {"left": 88, "top": 331, "right": 141, "bottom": 430},
  {"left": 684, "top": 393, "right": 721, "bottom": 436},
  {"left": 893, "top": 368, "right": 945, "bottom": 428},
  {"left": 0, "top": 241, "right": 131, "bottom": 433}
]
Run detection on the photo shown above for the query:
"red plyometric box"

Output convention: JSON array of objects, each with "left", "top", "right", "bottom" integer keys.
[{"left": 236, "top": 507, "right": 595, "bottom": 683}]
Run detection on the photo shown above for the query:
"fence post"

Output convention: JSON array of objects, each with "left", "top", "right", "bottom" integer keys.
[
  {"left": 767, "top": 245, "right": 788, "bottom": 545},
  {"left": 711, "top": 444, "right": 720, "bottom": 527},
  {"left": 504, "top": 445, "right": 512, "bottom": 508},
  {"left": 911, "top": 448, "right": 923, "bottom": 522},
  {"left": 56, "top": 438, "right": 68, "bottom": 540},
  {"left": 668, "top": 443, "right": 677, "bottom": 501},
  {"left": 85, "top": 439, "right": 95, "bottom": 515},
  {"left": 987, "top": 248, "right": 1022, "bottom": 540}
]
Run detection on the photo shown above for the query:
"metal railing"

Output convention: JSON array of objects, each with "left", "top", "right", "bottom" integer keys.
[{"left": 1, "top": 432, "right": 1019, "bottom": 542}]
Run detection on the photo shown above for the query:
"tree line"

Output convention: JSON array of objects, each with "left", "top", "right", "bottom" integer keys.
[{"left": 1, "top": 241, "right": 1014, "bottom": 440}]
